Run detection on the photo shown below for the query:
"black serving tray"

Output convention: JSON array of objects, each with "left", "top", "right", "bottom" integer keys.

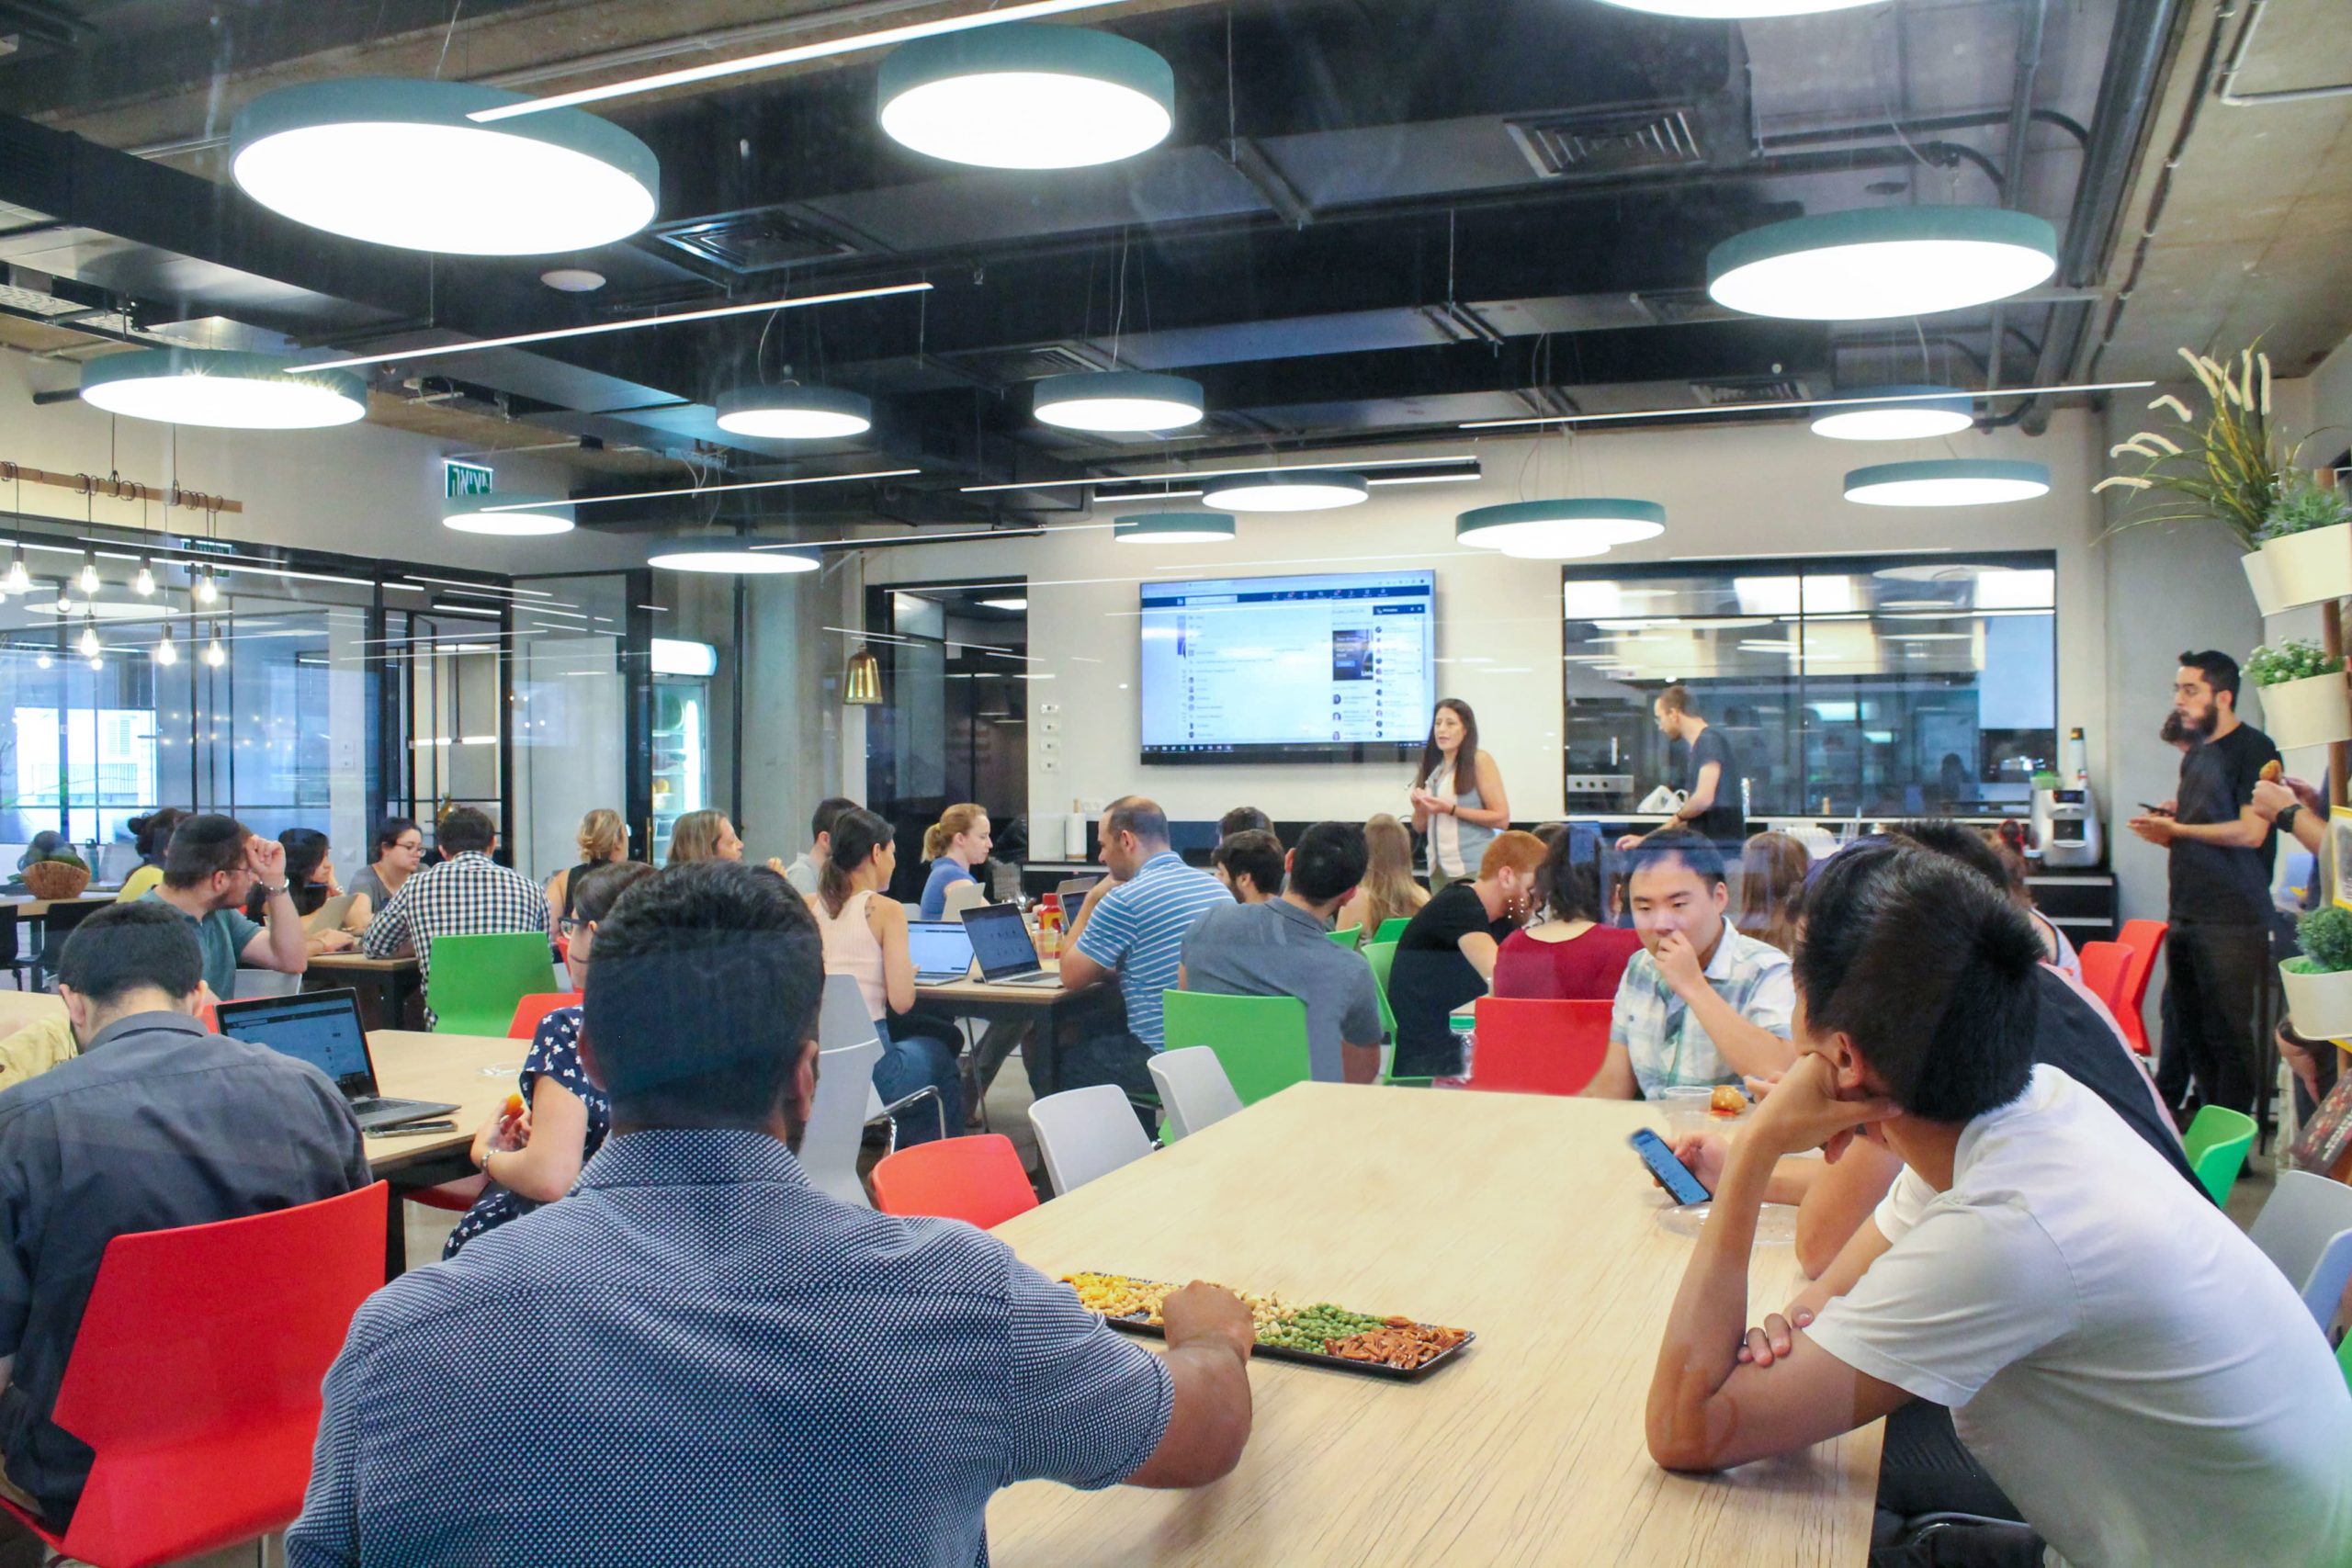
[{"left": 1100, "top": 1309, "right": 1477, "bottom": 1382}]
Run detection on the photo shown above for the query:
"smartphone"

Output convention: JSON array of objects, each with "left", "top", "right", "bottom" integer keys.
[
  {"left": 1629, "top": 1128, "right": 1712, "bottom": 1207},
  {"left": 2136, "top": 803, "right": 2175, "bottom": 816},
  {"left": 366, "top": 1120, "right": 456, "bottom": 1137}
]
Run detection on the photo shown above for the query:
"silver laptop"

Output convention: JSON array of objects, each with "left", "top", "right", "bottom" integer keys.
[
  {"left": 1055, "top": 874, "right": 1102, "bottom": 912},
  {"left": 215, "top": 987, "right": 458, "bottom": 1130},
  {"left": 907, "top": 919, "right": 976, "bottom": 984},
  {"left": 961, "top": 902, "right": 1063, "bottom": 987}
]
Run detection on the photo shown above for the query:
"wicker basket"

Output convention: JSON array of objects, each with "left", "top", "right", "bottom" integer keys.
[{"left": 23, "top": 861, "right": 90, "bottom": 900}]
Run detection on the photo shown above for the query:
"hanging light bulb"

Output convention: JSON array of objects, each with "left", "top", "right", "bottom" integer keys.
[
  {"left": 195, "top": 567, "right": 220, "bottom": 606},
  {"left": 34, "top": 652, "right": 51, "bottom": 670},
  {"left": 75, "top": 552, "right": 98, "bottom": 595},
  {"left": 76, "top": 614, "right": 101, "bottom": 660},
  {"left": 203, "top": 624, "right": 227, "bottom": 667},
  {"left": 52, "top": 581, "right": 71, "bottom": 614},
  {"left": 86, "top": 655, "right": 103, "bottom": 671},
  {"left": 154, "top": 621, "right": 178, "bottom": 666},
  {"left": 4, "top": 547, "right": 28, "bottom": 594},
  {"left": 133, "top": 557, "right": 157, "bottom": 596}
]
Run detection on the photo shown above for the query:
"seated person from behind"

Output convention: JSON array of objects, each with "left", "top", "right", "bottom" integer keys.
[
  {"left": 140, "top": 812, "right": 311, "bottom": 1001},
  {"left": 447, "top": 859, "right": 658, "bottom": 1257},
  {"left": 1218, "top": 806, "right": 1272, "bottom": 840},
  {"left": 1385, "top": 830, "right": 1547, "bottom": 1077},
  {"left": 1181, "top": 821, "right": 1386, "bottom": 1084},
  {"left": 360, "top": 806, "right": 550, "bottom": 1025},
  {"left": 1209, "top": 829, "right": 1285, "bottom": 906},
  {"left": 289, "top": 861, "right": 1258, "bottom": 1568},
  {"left": 0, "top": 903, "right": 369, "bottom": 1531},
  {"left": 1644, "top": 843, "right": 2352, "bottom": 1567},
  {"left": 1585, "top": 830, "right": 1793, "bottom": 1099},
  {"left": 1493, "top": 829, "right": 1642, "bottom": 1000}
]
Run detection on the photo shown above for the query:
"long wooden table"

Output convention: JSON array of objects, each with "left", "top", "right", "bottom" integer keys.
[
  {"left": 305, "top": 951, "right": 424, "bottom": 1032},
  {"left": 919, "top": 958, "right": 1122, "bottom": 1104},
  {"left": 987, "top": 1083, "right": 1879, "bottom": 1566}
]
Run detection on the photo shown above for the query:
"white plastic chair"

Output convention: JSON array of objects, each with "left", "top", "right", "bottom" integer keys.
[
  {"left": 1148, "top": 1046, "right": 1241, "bottom": 1142},
  {"left": 230, "top": 968, "right": 303, "bottom": 998},
  {"left": 2248, "top": 1170, "right": 2352, "bottom": 1328},
  {"left": 1027, "top": 1083, "right": 1153, "bottom": 1195},
  {"left": 819, "top": 974, "right": 944, "bottom": 1147},
  {"left": 799, "top": 1036, "right": 884, "bottom": 1209}
]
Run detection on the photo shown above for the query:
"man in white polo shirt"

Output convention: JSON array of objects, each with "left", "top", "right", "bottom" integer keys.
[{"left": 1644, "top": 840, "right": 2352, "bottom": 1567}]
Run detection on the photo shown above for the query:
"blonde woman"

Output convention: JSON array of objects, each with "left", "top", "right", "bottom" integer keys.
[
  {"left": 545, "top": 807, "right": 628, "bottom": 935},
  {"left": 918, "top": 802, "right": 991, "bottom": 919},
  {"left": 1335, "top": 812, "right": 1429, "bottom": 944}
]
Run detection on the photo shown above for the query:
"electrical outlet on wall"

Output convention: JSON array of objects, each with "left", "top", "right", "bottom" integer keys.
[{"left": 1077, "top": 796, "right": 1106, "bottom": 815}]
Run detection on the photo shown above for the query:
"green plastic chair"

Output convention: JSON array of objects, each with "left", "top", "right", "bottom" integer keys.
[
  {"left": 426, "top": 931, "right": 560, "bottom": 1035},
  {"left": 1161, "top": 990, "right": 1310, "bottom": 1105},
  {"left": 1360, "top": 942, "right": 1430, "bottom": 1086},
  {"left": 2339, "top": 1325, "right": 2352, "bottom": 1397},
  {"left": 1327, "top": 928, "right": 1361, "bottom": 950},
  {"left": 1374, "top": 917, "right": 1411, "bottom": 943},
  {"left": 2182, "top": 1104, "right": 2258, "bottom": 1205}
]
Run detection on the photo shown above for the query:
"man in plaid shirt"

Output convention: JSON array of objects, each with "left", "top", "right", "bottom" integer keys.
[{"left": 361, "top": 807, "right": 549, "bottom": 1025}]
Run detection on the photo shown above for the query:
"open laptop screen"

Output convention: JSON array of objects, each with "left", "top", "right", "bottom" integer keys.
[
  {"left": 907, "top": 920, "right": 975, "bottom": 975},
  {"left": 218, "top": 989, "right": 376, "bottom": 1100},
  {"left": 961, "top": 903, "right": 1041, "bottom": 979}
]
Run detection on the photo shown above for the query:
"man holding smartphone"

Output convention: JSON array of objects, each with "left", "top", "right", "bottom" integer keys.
[{"left": 1642, "top": 841, "right": 2350, "bottom": 1566}]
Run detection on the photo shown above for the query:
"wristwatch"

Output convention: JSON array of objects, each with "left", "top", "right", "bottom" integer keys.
[
  {"left": 2277, "top": 804, "right": 2302, "bottom": 836},
  {"left": 259, "top": 880, "right": 290, "bottom": 898}
]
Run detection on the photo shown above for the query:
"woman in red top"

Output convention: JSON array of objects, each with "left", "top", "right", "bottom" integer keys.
[{"left": 1494, "top": 828, "right": 1643, "bottom": 1000}]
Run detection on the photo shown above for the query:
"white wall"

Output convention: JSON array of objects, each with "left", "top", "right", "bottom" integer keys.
[{"left": 861, "top": 410, "right": 2116, "bottom": 852}]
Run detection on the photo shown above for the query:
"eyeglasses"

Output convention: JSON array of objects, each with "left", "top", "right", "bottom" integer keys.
[{"left": 559, "top": 917, "right": 593, "bottom": 937}]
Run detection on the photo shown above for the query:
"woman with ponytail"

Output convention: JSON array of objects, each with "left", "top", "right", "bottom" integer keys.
[
  {"left": 917, "top": 802, "right": 992, "bottom": 919},
  {"left": 811, "top": 807, "right": 963, "bottom": 1143}
]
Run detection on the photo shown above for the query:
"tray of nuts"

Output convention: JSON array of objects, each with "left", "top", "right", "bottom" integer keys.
[{"left": 1060, "top": 1271, "right": 1476, "bottom": 1382}]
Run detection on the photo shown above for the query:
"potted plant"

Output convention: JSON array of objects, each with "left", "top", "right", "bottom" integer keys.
[
  {"left": 2256, "top": 470, "right": 2352, "bottom": 610},
  {"left": 2283, "top": 906, "right": 2352, "bottom": 1042},
  {"left": 2247, "top": 638, "right": 2352, "bottom": 751}
]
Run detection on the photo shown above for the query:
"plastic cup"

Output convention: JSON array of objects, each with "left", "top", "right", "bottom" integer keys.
[{"left": 1660, "top": 1086, "right": 1716, "bottom": 1141}]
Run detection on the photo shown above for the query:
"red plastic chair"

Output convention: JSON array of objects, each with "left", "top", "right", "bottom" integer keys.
[
  {"left": 1467, "top": 997, "right": 1613, "bottom": 1097},
  {"left": 870, "top": 1134, "right": 1039, "bottom": 1230},
  {"left": 2078, "top": 941, "right": 2132, "bottom": 1041},
  {"left": 0, "top": 1182, "right": 389, "bottom": 1568},
  {"left": 508, "top": 990, "right": 582, "bottom": 1040},
  {"left": 2110, "top": 919, "right": 2166, "bottom": 1055}
]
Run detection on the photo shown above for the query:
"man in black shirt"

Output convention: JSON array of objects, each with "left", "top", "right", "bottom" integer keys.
[
  {"left": 1616, "top": 685, "right": 1744, "bottom": 856},
  {"left": 2127, "top": 650, "right": 2282, "bottom": 1117},
  {"left": 0, "top": 903, "right": 370, "bottom": 1529},
  {"left": 1386, "top": 831, "right": 1546, "bottom": 1077}
]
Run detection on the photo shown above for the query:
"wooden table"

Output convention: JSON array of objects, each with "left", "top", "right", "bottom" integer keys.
[
  {"left": 306, "top": 952, "right": 423, "bottom": 1032},
  {"left": 0, "top": 891, "right": 116, "bottom": 919},
  {"left": 918, "top": 959, "right": 1121, "bottom": 1104},
  {"left": 357, "top": 1027, "right": 522, "bottom": 1272},
  {"left": 986, "top": 1084, "right": 1879, "bottom": 1566}
]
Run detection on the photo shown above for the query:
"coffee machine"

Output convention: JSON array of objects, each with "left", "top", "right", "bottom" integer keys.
[{"left": 2030, "top": 730, "right": 2104, "bottom": 868}]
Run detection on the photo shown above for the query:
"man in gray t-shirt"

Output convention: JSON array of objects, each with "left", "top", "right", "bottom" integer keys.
[
  {"left": 134, "top": 813, "right": 314, "bottom": 1001},
  {"left": 1178, "top": 822, "right": 1385, "bottom": 1083}
]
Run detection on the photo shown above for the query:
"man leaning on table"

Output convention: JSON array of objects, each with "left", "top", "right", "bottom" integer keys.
[
  {"left": 290, "top": 861, "right": 1257, "bottom": 1568},
  {"left": 1644, "top": 841, "right": 2352, "bottom": 1568},
  {"left": 138, "top": 812, "right": 321, "bottom": 1002},
  {"left": 0, "top": 903, "right": 368, "bottom": 1538}
]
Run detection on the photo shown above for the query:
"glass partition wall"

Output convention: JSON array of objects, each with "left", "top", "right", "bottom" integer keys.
[{"left": 1562, "top": 552, "right": 2057, "bottom": 820}]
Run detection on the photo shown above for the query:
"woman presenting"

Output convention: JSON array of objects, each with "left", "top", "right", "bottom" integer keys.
[{"left": 1409, "top": 698, "right": 1510, "bottom": 887}]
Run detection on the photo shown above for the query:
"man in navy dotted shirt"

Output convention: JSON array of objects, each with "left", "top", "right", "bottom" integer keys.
[{"left": 289, "top": 860, "right": 1257, "bottom": 1568}]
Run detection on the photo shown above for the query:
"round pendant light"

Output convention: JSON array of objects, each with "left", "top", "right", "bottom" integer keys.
[
  {"left": 231, "top": 78, "right": 660, "bottom": 254},
  {"left": 877, "top": 24, "right": 1175, "bottom": 170},
  {"left": 1809, "top": 385, "right": 1974, "bottom": 442},
  {"left": 1456, "top": 499, "right": 1666, "bottom": 559},
  {"left": 1590, "top": 0, "right": 1883, "bottom": 16},
  {"left": 443, "top": 491, "right": 576, "bottom": 536},
  {"left": 1033, "top": 371, "right": 1204, "bottom": 434},
  {"left": 1114, "top": 512, "right": 1237, "bottom": 544},
  {"left": 715, "top": 385, "right": 874, "bottom": 441},
  {"left": 80, "top": 349, "right": 367, "bottom": 430},
  {"left": 1843, "top": 458, "right": 2052, "bottom": 507},
  {"left": 1708, "top": 207, "right": 2056, "bottom": 321},
  {"left": 648, "top": 542, "right": 822, "bottom": 574},
  {"left": 1201, "top": 471, "right": 1369, "bottom": 513}
]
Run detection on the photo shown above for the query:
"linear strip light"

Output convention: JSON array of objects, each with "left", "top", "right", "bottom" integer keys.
[
  {"left": 487, "top": 467, "right": 922, "bottom": 511},
  {"left": 300, "top": 282, "right": 932, "bottom": 372},
  {"left": 1461, "top": 380, "right": 2156, "bottom": 430},
  {"left": 469, "top": 0, "right": 1148, "bottom": 121},
  {"left": 959, "top": 454, "right": 1480, "bottom": 494}
]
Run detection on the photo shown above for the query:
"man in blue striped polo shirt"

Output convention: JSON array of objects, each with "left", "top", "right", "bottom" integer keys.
[{"left": 1061, "top": 795, "right": 1232, "bottom": 1126}]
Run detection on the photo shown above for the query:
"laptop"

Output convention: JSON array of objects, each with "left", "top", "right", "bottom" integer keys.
[
  {"left": 1055, "top": 874, "right": 1101, "bottom": 912},
  {"left": 215, "top": 987, "right": 458, "bottom": 1131},
  {"left": 961, "top": 902, "right": 1064, "bottom": 987},
  {"left": 907, "top": 919, "right": 976, "bottom": 984}
]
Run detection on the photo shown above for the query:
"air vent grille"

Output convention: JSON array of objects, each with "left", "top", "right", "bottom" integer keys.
[
  {"left": 650, "top": 209, "right": 857, "bottom": 274},
  {"left": 1509, "top": 105, "right": 1705, "bottom": 180},
  {"left": 1690, "top": 376, "right": 1810, "bottom": 406},
  {"left": 944, "top": 343, "right": 1108, "bottom": 388}
]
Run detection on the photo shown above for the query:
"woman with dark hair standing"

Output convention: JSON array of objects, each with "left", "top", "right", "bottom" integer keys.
[
  {"left": 808, "top": 807, "right": 963, "bottom": 1144},
  {"left": 1494, "top": 828, "right": 1642, "bottom": 999},
  {"left": 1408, "top": 697, "right": 1510, "bottom": 888}
]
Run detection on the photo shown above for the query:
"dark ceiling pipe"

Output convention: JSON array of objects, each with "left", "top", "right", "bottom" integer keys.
[
  {"left": 1985, "top": 0, "right": 2049, "bottom": 397},
  {"left": 1765, "top": 107, "right": 2088, "bottom": 153}
]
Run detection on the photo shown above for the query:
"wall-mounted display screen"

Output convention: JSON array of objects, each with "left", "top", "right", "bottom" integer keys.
[{"left": 1140, "top": 570, "right": 1434, "bottom": 764}]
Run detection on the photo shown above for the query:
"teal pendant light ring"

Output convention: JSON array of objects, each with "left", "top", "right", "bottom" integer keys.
[
  {"left": 1456, "top": 499, "right": 1665, "bottom": 559},
  {"left": 1114, "top": 513, "right": 1237, "bottom": 544},
  {"left": 648, "top": 542, "right": 822, "bottom": 574},
  {"left": 444, "top": 491, "right": 576, "bottom": 536},
  {"left": 232, "top": 78, "right": 660, "bottom": 254},
  {"left": 1034, "top": 370, "right": 1204, "bottom": 433},
  {"left": 1809, "top": 385, "right": 1975, "bottom": 441},
  {"left": 1843, "top": 459, "right": 2052, "bottom": 507},
  {"left": 716, "top": 385, "right": 874, "bottom": 440},
  {"left": 1708, "top": 207, "right": 2056, "bottom": 321},
  {"left": 80, "top": 349, "right": 368, "bottom": 430},
  {"left": 878, "top": 23, "right": 1175, "bottom": 169},
  {"left": 1201, "top": 471, "right": 1369, "bottom": 512}
]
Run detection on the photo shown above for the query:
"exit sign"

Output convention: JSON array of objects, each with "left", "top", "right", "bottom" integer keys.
[{"left": 446, "top": 460, "right": 493, "bottom": 499}]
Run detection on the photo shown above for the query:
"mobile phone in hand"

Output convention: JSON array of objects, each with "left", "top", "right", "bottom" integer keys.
[{"left": 1629, "top": 1128, "right": 1711, "bottom": 1207}]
